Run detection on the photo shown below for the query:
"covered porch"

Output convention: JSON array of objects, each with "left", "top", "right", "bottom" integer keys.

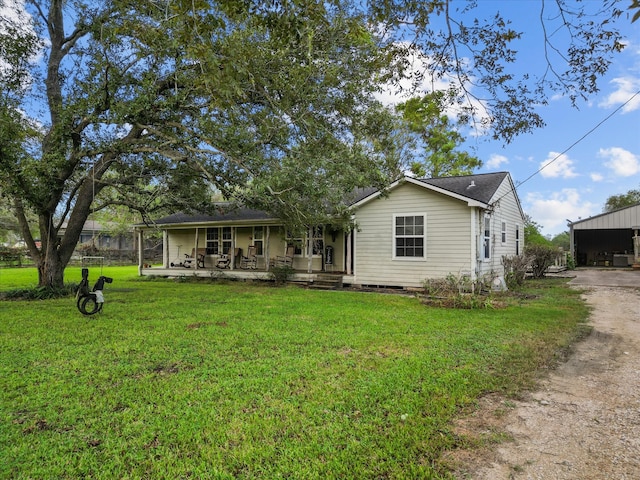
[{"left": 134, "top": 209, "right": 354, "bottom": 282}]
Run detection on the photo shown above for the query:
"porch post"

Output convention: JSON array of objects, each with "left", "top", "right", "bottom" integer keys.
[
  {"left": 307, "top": 226, "right": 313, "bottom": 273},
  {"left": 346, "top": 231, "right": 352, "bottom": 276},
  {"left": 265, "top": 226, "right": 270, "bottom": 272},
  {"left": 230, "top": 227, "right": 235, "bottom": 269},
  {"left": 137, "top": 229, "right": 144, "bottom": 275},
  {"left": 163, "top": 230, "right": 169, "bottom": 268},
  {"left": 194, "top": 227, "right": 199, "bottom": 270}
]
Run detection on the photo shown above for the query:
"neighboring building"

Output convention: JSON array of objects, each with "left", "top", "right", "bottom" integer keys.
[
  {"left": 134, "top": 172, "right": 525, "bottom": 288},
  {"left": 59, "top": 220, "right": 135, "bottom": 251},
  {"left": 569, "top": 204, "right": 640, "bottom": 267},
  {"left": 59, "top": 220, "right": 160, "bottom": 262}
]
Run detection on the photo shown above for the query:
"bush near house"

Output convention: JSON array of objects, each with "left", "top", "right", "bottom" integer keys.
[
  {"left": 525, "top": 244, "right": 560, "bottom": 279},
  {"left": 502, "top": 254, "right": 531, "bottom": 289}
]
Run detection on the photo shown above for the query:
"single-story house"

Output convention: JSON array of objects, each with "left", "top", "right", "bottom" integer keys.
[
  {"left": 568, "top": 203, "right": 640, "bottom": 267},
  {"left": 134, "top": 172, "right": 525, "bottom": 288},
  {"left": 59, "top": 220, "right": 134, "bottom": 251}
]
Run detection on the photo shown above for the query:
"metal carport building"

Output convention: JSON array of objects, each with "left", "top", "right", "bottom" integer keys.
[{"left": 569, "top": 203, "right": 640, "bottom": 267}]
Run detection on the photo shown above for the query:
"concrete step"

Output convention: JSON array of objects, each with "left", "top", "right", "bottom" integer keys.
[{"left": 309, "top": 274, "right": 343, "bottom": 290}]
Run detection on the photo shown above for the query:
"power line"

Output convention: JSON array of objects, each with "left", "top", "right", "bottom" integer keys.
[{"left": 495, "top": 89, "right": 640, "bottom": 205}]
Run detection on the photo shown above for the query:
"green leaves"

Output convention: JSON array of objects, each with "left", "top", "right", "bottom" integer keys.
[
  {"left": 604, "top": 188, "right": 640, "bottom": 212},
  {"left": 397, "top": 93, "right": 482, "bottom": 178}
]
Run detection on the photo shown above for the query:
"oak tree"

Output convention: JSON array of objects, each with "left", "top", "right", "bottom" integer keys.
[{"left": 0, "top": 0, "right": 628, "bottom": 288}]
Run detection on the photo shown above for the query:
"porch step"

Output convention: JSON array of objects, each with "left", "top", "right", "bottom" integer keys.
[{"left": 309, "top": 274, "right": 343, "bottom": 290}]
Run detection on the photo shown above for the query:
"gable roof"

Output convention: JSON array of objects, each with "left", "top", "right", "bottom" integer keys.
[{"left": 351, "top": 172, "right": 511, "bottom": 209}]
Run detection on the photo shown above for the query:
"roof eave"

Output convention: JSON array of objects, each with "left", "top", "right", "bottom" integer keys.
[{"left": 135, "top": 217, "right": 282, "bottom": 230}]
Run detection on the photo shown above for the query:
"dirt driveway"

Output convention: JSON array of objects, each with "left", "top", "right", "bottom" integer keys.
[{"left": 448, "top": 268, "right": 640, "bottom": 479}]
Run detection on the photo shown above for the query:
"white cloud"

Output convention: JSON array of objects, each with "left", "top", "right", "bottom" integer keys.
[
  {"left": 599, "top": 147, "right": 640, "bottom": 177},
  {"left": 526, "top": 189, "right": 598, "bottom": 235},
  {"left": 539, "top": 152, "right": 579, "bottom": 179},
  {"left": 0, "top": 0, "right": 41, "bottom": 82},
  {"left": 486, "top": 154, "right": 508, "bottom": 170},
  {"left": 590, "top": 172, "right": 604, "bottom": 182},
  {"left": 598, "top": 77, "right": 640, "bottom": 113},
  {"left": 374, "top": 42, "right": 492, "bottom": 136}
]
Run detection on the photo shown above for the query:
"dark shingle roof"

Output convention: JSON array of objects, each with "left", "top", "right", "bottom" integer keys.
[
  {"left": 151, "top": 206, "right": 274, "bottom": 226},
  {"left": 416, "top": 172, "right": 509, "bottom": 204}
]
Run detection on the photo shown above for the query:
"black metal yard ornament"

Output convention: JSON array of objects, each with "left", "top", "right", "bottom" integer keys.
[{"left": 76, "top": 268, "right": 113, "bottom": 315}]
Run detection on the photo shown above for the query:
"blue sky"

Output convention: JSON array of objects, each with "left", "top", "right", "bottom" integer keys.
[{"left": 461, "top": 2, "right": 640, "bottom": 237}]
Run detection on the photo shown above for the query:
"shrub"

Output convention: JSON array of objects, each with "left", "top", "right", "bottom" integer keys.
[
  {"left": 0, "top": 283, "right": 78, "bottom": 300},
  {"left": 268, "top": 265, "right": 294, "bottom": 286},
  {"left": 502, "top": 254, "right": 530, "bottom": 289},
  {"left": 525, "top": 244, "right": 559, "bottom": 279},
  {"left": 422, "top": 272, "right": 496, "bottom": 308}
]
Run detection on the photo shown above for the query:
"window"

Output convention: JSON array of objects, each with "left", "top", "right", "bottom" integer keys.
[
  {"left": 311, "top": 226, "right": 324, "bottom": 256},
  {"left": 221, "top": 227, "right": 232, "bottom": 254},
  {"left": 501, "top": 221, "right": 507, "bottom": 244},
  {"left": 286, "top": 231, "right": 303, "bottom": 255},
  {"left": 515, "top": 224, "right": 521, "bottom": 256},
  {"left": 483, "top": 215, "right": 491, "bottom": 259},
  {"left": 206, "top": 228, "right": 218, "bottom": 254},
  {"left": 287, "top": 227, "right": 323, "bottom": 256},
  {"left": 206, "top": 227, "right": 232, "bottom": 255},
  {"left": 253, "top": 227, "right": 263, "bottom": 255},
  {"left": 394, "top": 215, "right": 425, "bottom": 258}
]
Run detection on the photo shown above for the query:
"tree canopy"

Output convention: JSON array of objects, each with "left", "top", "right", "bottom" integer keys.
[
  {"left": 604, "top": 188, "right": 640, "bottom": 212},
  {"left": 0, "top": 0, "right": 629, "bottom": 287},
  {"left": 396, "top": 93, "right": 482, "bottom": 178}
]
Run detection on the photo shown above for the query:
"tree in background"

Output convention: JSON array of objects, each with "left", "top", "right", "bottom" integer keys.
[
  {"left": 0, "top": 0, "right": 628, "bottom": 288},
  {"left": 604, "top": 189, "right": 640, "bottom": 212},
  {"left": 396, "top": 93, "right": 482, "bottom": 178},
  {"left": 550, "top": 231, "right": 570, "bottom": 252},
  {"left": 523, "top": 214, "right": 551, "bottom": 246}
]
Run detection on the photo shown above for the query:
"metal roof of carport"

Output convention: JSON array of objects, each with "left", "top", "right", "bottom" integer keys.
[{"left": 570, "top": 203, "right": 640, "bottom": 230}]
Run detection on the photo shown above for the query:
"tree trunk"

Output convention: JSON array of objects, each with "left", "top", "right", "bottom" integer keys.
[{"left": 37, "top": 252, "right": 65, "bottom": 289}]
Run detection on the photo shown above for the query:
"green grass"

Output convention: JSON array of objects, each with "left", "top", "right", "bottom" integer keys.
[{"left": 0, "top": 267, "right": 589, "bottom": 479}]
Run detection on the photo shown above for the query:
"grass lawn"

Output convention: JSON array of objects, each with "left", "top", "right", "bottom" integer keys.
[{"left": 0, "top": 266, "right": 588, "bottom": 479}]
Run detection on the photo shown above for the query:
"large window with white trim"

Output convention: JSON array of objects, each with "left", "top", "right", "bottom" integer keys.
[{"left": 394, "top": 214, "right": 425, "bottom": 258}]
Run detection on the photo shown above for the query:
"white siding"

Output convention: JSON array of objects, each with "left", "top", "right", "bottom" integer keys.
[
  {"left": 353, "top": 183, "right": 474, "bottom": 288},
  {"left": 480, "top": 177, "right": 525, "bottom": 277}
]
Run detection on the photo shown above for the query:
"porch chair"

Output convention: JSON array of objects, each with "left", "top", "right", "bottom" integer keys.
[
  {"left": 215, "top": 247, "right": 242, "bottom": 269},
  {"left": 215, "top": 253, "right": 231, "bottom": 269},
  {"left": 240, "top": 245, "right": 258, "bottom": 269},
  {"left": 270, "top": 245, "right": 295, "bottom": 268},
  {"left": 183, "top": 248, "right": 206, "bottom": 268}
]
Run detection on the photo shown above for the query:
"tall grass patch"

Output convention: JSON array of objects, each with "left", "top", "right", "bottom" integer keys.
[{"left": 1, "top": 268, "right": 588, "bottom": 478}]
